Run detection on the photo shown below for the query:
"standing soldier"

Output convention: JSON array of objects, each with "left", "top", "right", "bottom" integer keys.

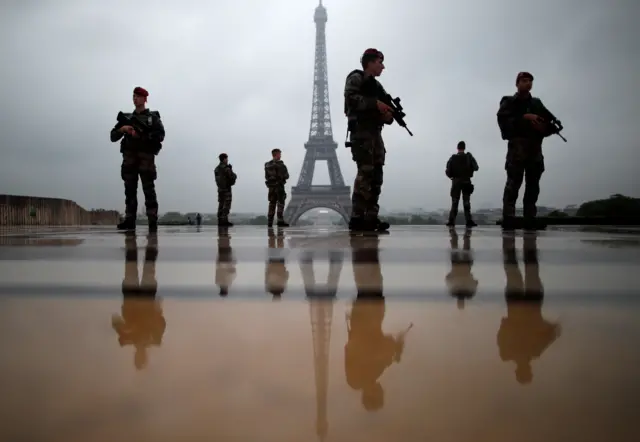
[
  {"left": 264, "top": 149, "right": 290, "bottom": 228},
  {"left": 110, "top": 87, "right": 165, "bottom": 233},
  {"left": 344, "top": 48, "right": 394, "bottom": 232},
  {"left": 497, "top": 72, "right": 560, "bottom": 230},
  {"left": 445, "top": 141, "right": 478, "bottom": 227},
  {"left": 214, "top": 153, "right": 237, "bottom": 227}
]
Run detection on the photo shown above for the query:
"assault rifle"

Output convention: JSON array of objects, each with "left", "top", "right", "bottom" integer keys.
[
  {"left": 380, "top": 93, "right": 413, "bottom": 136},
  {"left": 116, "top": 111, "right": 163, "bottom": 153},
  {"left": 547, "top": 116, "right": 567, "bottom": 142},
  {"left": 116, "top": 112, "right": 157, "bottom": 140}
]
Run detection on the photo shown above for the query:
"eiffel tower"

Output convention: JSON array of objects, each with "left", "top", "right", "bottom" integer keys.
[
  {"left": 303, "top": 248, "right": 342, "bottom": 441},
  {"left": 284, "top": 0, "right": 352, "bottom": 226}
]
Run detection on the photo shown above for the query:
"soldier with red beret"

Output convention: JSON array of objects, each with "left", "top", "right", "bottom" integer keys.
[
  {"left": 343, "top": 48, "right": 394, "bottom": 233},
  {"left": 110, "top": 87, "right": 165, "bottom": 233},
  {"left": 497, "top": 72, "right": 562, "bottom": 230}
]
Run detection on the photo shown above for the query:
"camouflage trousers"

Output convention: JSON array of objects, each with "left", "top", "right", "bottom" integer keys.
[
  {"left": 267, "top": 185, "right": 286, "bottom": 221},
  {"left": 121, "top": 151, "right": 158, "bottom": 220},
  {"left": 502, "top": 138, "right": 544, "bottom": 219},
  {"left": 349, "top": 130, "right": 386, "bottom": 221},
  {"left": 448, "top": 179, "right": 473, "bottom": 223},
  {"left": 217, "top": 189, "right": 232, "bottom": 221}
]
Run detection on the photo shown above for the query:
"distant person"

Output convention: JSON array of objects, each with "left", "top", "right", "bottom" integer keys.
[
  {"left": 344, "top": 48, "right": 393, "bottom": 232},
  {"left": 445, "top": 141, "right": 478, "bottom": 227},
  {"left": 110, "top": 86, "right": 165, "bottom": 233},
  {"left": 214, "top": 153, "right": 237, "bottom": 227},
  {"left": 264, "top": 149, "right": 290, "bottom": 227},
  {"left": 195, "top": 213, "right": 202, "bottom": 226},
  {"left": 497, "top": 72, "right": 561, "bottom": 230}
]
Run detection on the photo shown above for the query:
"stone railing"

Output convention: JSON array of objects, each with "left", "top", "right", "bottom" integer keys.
[{"left": 0, "top": 194, "right": 120, "bottom": 226}]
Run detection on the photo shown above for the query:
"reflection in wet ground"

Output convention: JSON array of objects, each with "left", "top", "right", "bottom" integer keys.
[{"left": 0, "top": 226, "right": 638, "bottom": 441}]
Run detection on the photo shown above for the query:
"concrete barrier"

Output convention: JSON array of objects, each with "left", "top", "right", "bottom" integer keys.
[{"left": 0, "top": 194, "right": 120, "bottom": 226}]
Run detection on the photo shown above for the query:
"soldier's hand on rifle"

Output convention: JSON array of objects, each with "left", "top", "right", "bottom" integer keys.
[
  {"left": 131, "top": 130, "right": 139, "bottom": 138},
  {"left": 524, "top": 113, "right": 544, "bottom": 125},
  {"left": 382, "top": 110, "right": 393, "bottom": 123},
  {"left": 376, "top": 100, "right": 393, "bottom": 114},
  {"left": 119, "top": 125, "right": 134, "bottom": 134}
]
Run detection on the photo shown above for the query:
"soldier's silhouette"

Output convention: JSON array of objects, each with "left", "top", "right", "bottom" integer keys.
[
  {"left": 445, "top": 227, "right": 478, "bottom": 309},
  {"left": 345, "top": 234, "right": 411, "bottom": 411},
  {"left": 111, "top": 232, "right": 166, "bottom": 370},
  {"left": 265, "top": 227, "right": 289, "bottom": 300},
  {"left": 215, "top": 227, "right": 236, "bottom": 297},
  {"left": 497, "top": 232, "right": 561, "bottom": 384}
]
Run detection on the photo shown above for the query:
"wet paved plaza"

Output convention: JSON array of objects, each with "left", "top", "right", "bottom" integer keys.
[{"left": 0, "top": 225, "right": 639, "bottom": 441}]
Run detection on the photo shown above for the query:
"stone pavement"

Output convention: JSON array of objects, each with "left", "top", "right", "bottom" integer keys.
[{"left": 0, "top": 225, "right": 638, "bottom": 441}]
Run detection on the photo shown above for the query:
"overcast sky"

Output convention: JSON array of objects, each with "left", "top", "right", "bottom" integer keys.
[{"left": 1, "top": 0, "right": 638, "bottom": 214}]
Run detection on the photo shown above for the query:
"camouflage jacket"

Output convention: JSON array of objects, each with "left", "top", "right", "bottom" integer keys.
[
  {"left": 110, "top": 108, "right": 165, "bottom": 155},
  {"left": 497, "top": 94, "right": 557, "bottom": 141},
  {"left": 264, "top": 159, "right": 289, "bottom": 187},
  {"left": 344, "top": 69, "right": 393, "bottom": 130},
  {"left": 214, "top": 163, "right": 237, "bottom": 190},
  {"left": 446, "top": 152, "right": 479, "bottom": 179}
]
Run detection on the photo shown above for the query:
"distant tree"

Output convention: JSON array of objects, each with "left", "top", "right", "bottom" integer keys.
[{"left": 576, "top": 194, "right": 640, "bottom": 217}]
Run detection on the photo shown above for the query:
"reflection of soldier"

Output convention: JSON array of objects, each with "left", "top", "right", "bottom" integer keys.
[
  {"left": 345, "top": 234, "right": 411, "bottom": 411},
  {"left": 497, "top": 232, "right": 561, "bottom": 385},
  {"left": 445, "top": 228, "right": 478, "bottom": 309},
  {"left": 215, "top": 227, "right": 236, "bottom": 296},
  {"left": 111, "top": 232, "right": 166, "bottom": 370},
  {"left": 265, "top": 228, "right": 289, "bottom": 300}
]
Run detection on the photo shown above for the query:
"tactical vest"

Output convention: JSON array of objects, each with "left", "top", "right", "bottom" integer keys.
[{"left": 450, "top": 153, "right": 474, "bottom": 178}]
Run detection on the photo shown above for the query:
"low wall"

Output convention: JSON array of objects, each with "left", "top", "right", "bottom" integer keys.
[{"left": 0, "top": 194, "right": 120, "bottom": 226}]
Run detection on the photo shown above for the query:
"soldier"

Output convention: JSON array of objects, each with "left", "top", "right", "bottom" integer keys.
[
  {"left": 344, "top": 48, "right": 394, "bottom": 232},
  {"left": 110, "top": 86, "right": 165, "bottom": 233},
  {"left": 497, "top": 72, "right": 559, "bottom": 230},
  {"left": 214, "top": 153, "right": 237, "bottom": 227},
  {"left": 264, "top": 148, "right": 290, "bottom": 227},
  {"left": 445, "top": 141, "right": 478, "bottom": 227}
]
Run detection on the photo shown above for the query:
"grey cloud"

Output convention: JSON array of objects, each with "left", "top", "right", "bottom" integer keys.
[{"left": 1, "top": 0, "right": 639, "bottom": 214}]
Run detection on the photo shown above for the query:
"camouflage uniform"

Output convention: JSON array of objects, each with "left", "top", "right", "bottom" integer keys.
[
  {"left": 497, "top": 93, "right": 557, "bottom": 223},
  {"left": 110, "top": 108, "right": 165, "bottom": 229},
  {"left": 344, "top": 70, "right": 392, "bottom": 230},
  {"left": 214, "top": 163, "right": 237, "bottom": 225},
  {"left": 445, "top": 151, "right": 479, "bottom": 225},
  {"left": 264, "top": 159, "right": 289, "bottom": 226}
]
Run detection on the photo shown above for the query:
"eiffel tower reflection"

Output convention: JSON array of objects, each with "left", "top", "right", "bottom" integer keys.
[{"left": 301, "top": 248, "right": 344, "bottom": 441}]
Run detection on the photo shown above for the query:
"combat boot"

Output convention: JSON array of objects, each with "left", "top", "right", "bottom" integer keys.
[
  {"left": 267, "top": 218, "right": 274, "bottom": 228},
  {"left": 117, "top": 218, "right": 136, "bottom": 231},
  {"left": 501, "top": 216, "right": 516, "bottom": 231},
  {"left": 276, "top": 220, "right": 289, "bottom": 227},
  {"left": 376, "top": 219, "right": 390, "bottom": 232},
  {"left": 446, "top": 220, "right": 455, "bottom": 227},
  {"left": 465, "top": 219, "right": 477, "bottom": 228}
]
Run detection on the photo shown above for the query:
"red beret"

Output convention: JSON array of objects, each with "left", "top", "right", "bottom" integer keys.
[
  {"left": 516, "top": 72, "right": 533, "bottom": 84},
  {"left": 362, "top": 48, "right": 383, "bottom": 61},
  {"left": 133, "top": 87, "right": 149, "bottom": 97}
]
